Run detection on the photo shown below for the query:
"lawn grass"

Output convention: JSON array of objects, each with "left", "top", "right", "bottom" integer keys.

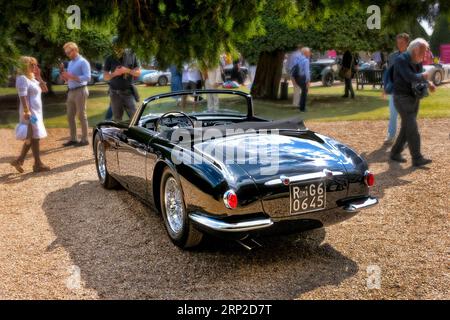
[{"left": 0, "top": 82, "right": 449, "bottom": 128}]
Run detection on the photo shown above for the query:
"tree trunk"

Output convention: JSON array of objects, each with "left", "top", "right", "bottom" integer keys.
[{"left": 250, "top": 50, "right": 285, "bottom": 100}]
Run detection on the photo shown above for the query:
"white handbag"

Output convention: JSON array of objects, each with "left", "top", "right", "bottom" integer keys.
[{"left": 15, "top": 123, "right": 29, "bottom": 140}]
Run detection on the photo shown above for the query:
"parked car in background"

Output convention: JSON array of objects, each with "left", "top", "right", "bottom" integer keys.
[
  {"left": 358, "top": 60, "right": 378, "bottom": 71},
  {"left": 310, "top": 59, "right": 341, "bottom": 86},
  {"left": 423, "top": 64, "right": 450, "bottom": 86},
  {"left": 51, "top": 65, "right": 104, "bottom": 85},
  {"left": 222, "top": 64, "right": 248, "bottom": 84},
  {"left": 143, "top": 70, "right": 171, "bottom": 86},
  {"left": 136, "top": 69, "right": 157, "bottom": 83}
]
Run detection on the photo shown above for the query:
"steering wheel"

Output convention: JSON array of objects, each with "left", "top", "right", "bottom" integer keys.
[{"left": 155, "top": 111, "right": 195, "bottom": 132}]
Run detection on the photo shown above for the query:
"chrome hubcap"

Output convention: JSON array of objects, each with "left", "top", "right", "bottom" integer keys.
[
  {"left": 97, "top": 141, "right": 106, "bottom": 182},
  {"left": 435, "top": 73, "right": 441, "bottom": 83},
  {"left": 164, "top": 177, "right": 184, "bottom": 234}
]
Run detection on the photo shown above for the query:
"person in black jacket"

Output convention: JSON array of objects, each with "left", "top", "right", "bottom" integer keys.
[
  {"left": 341, "top": 50, "right": 358, "bottom": 98},
  {"left": 390, "top": 38, "right": 436, "bottom": 167},
  {"left": 103, "top": 37, "right": 141, "bottom": 121}
]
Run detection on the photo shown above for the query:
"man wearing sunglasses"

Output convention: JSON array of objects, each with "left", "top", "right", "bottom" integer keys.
[{"left": 61, "top": 42, "right": 91, "bottom": 147}]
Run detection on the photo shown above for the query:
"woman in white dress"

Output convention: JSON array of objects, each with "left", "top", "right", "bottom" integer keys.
[{"left": 10, "top": 56, "right": 50, "bottom": 173}]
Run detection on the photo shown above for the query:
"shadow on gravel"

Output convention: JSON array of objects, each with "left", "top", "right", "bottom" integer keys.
[
  {"left": 43, "top": 180, "right": 358, "bottom": 299},
  {"left": 0, "top": 145, "right": 68, "bottom": 165},
  {"left": 360, "top": 143, "right": 430, "bottom": 200},
  {"left": 0, "top": 159, "right": 93, "bottom": 184}
]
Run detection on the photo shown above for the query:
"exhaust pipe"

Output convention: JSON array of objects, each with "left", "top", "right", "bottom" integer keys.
[{"left": 236, "top": 237, "right": 262, "bottom": 251}]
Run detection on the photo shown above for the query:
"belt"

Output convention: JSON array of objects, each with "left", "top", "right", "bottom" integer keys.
[
  {"left": 68, "top": 85, "right": 87, "bottom": 91},
  {"left": 110, "top": 88, "right": 132, "bottom": 95}
]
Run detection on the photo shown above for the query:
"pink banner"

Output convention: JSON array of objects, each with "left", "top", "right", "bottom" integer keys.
[
  {"left": 327, "top": 50, "right": 337, "bottom": 59},
  {"left": 440, "top": 44, "right": 450, "bottom": 64}
]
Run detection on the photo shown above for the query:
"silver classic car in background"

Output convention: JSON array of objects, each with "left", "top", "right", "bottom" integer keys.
[
  {"left": 143, "top": 70, "right": 172, "bottom": 86},
  {"left": 423, "top": 64, "right": 450, "bottom": 86}
]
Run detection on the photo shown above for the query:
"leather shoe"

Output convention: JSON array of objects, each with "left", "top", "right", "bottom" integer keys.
[
  {"left": 63, "top": 140, "right": 78, "bottom": 147},
  {"left": 75, "top": 141, "right": 89, "bottom": 147},
  {"left": 10, "top": 160, "right": 24, "bottom": 173},
  {"left": 33, "top": 164, "right": 51, "bottom": 172},
  {"left": 413, "top": 158, "right": 432, "bottom": 167}
]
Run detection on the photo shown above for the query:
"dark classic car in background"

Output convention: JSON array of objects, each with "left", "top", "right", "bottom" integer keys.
[
  {"left": 93, "top": 90, "right": 378, "bottom": 249},
  {"left": 310, "top": 59, "right": 341, "bottom": 86}
]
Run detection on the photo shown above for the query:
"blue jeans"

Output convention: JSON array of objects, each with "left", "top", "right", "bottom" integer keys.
[{"left": 387, "top": 95, "right": 398, "bottom": 139}]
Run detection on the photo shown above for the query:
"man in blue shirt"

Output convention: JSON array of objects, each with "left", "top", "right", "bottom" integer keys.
[
  {"left": 287, "top": 45, "right": 303, "bottom": 106},
  {"left": 384, "top": 33, "right": 410, "bottom": 145},
  {"left": 292, "top": 47, "right": 311, "bottom": 112},
  {"left": 61, "top": 42, "right": 91, "bottom": 147}
]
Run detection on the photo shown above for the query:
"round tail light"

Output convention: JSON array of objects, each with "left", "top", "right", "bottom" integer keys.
[
  {"left": 223, "top": 190, "right": 238, "bottom": 209},
  {"left": 364, "top": 171, "right": 375, "bottom": 187}
]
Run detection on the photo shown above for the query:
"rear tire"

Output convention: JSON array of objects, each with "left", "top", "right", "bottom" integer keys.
[
  {"left": 94, "top": 134, "right": 118, "bottom": 189},
  {"left": 322, "top": 72, "right": 334, "bottom": 87},
  {"left": 158, "top": 76, "right": 168, "bottom": 86},
  {"left": 160, "top": 168, "right": 203, "bottom": 248}
]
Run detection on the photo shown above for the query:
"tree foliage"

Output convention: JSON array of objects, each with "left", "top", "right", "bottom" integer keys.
[
  {"left": 0, "top": 0, "right": 115, "bottom": 85},
  {"left": 238, "top": 0, "right": 448, "bottom": 99},
  {"left": 114, "top": 0, "right": 264, "bottom": 68},
  {"left": 0, "top": 0, "right": 449, "bottom": 86},
  {"left": 430, "top": 14, "right": 450, "bottom": 55}
]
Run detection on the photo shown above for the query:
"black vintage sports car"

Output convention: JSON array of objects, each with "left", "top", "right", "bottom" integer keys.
[
  {"left": 93, "top": 90, "right": 377, "bottom": 249},
  {"left": 310, "top": 59, "right": 341, "bottom": 86}
]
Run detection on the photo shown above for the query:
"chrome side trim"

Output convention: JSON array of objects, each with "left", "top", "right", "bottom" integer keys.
[
  {"left": 264, "top": 170, "right": 344, "bottom": 186},
  {"left": 344, "top": 197, "right": 378, "bottom": 213},
  {"left": 189, "top": 213, "right": 273, "bottom": 232}
]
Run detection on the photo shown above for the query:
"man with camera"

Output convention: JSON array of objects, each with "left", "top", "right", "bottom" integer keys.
[
  {"left": 103, "top": 37, "right": 141, "bottom": 121},
  {"left": 390, "top": 38, "right": 436, "bottom": 167}
]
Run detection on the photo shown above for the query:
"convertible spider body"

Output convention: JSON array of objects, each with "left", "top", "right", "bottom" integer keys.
[{"left": 93, "top": 90, "right": 377, "bottom": 248}]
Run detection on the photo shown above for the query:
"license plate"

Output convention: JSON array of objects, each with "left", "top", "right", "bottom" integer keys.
[{"left": 290, "top": 181, "right": 326, "bottom": 215}]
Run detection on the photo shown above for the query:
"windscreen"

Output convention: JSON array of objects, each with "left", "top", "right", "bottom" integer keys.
[{"left": 140, "top": 92, "right": 250, "bottom": 119}]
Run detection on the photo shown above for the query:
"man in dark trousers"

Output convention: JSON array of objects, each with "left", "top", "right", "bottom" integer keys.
[
  {"left": 103, "top": 37, "right": 141, "bottom": 121},
  {"left": 341, "top": 50, "right": 358, "bottom": 99},
  {"left": 390, "top": 38, "right": 436, "bottom": 167}
]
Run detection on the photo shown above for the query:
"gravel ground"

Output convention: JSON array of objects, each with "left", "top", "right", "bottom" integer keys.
[{"left": 0, "top": 119, "right": 449, "bottom": 300}]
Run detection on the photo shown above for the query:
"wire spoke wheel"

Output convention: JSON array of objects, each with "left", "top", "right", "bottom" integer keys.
[{"left": 164, "top": 177, "right": 184, "bottom": 234}]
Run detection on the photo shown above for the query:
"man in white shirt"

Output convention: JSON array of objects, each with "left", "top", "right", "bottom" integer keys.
[
  {"left": 204, "top": 64, "right": 223, "bottom": 111},
  {"left": 182, "top": 63, "right": 202, "bottom": 90},
  {"left": 181, "top": 62, "right": 203, "bottom": 108}
]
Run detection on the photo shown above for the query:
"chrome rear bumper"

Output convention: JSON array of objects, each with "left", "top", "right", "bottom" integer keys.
[
  {"left": 189, "top": 196, "right": 378, "bottom": 235},
  {"left": 189, "top": 213, "right": 273, "bottom": 233}
]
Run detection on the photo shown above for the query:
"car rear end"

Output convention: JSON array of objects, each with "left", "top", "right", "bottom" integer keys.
[{"left": 188, "top": 131, "right": 378, "bottom": 240}]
